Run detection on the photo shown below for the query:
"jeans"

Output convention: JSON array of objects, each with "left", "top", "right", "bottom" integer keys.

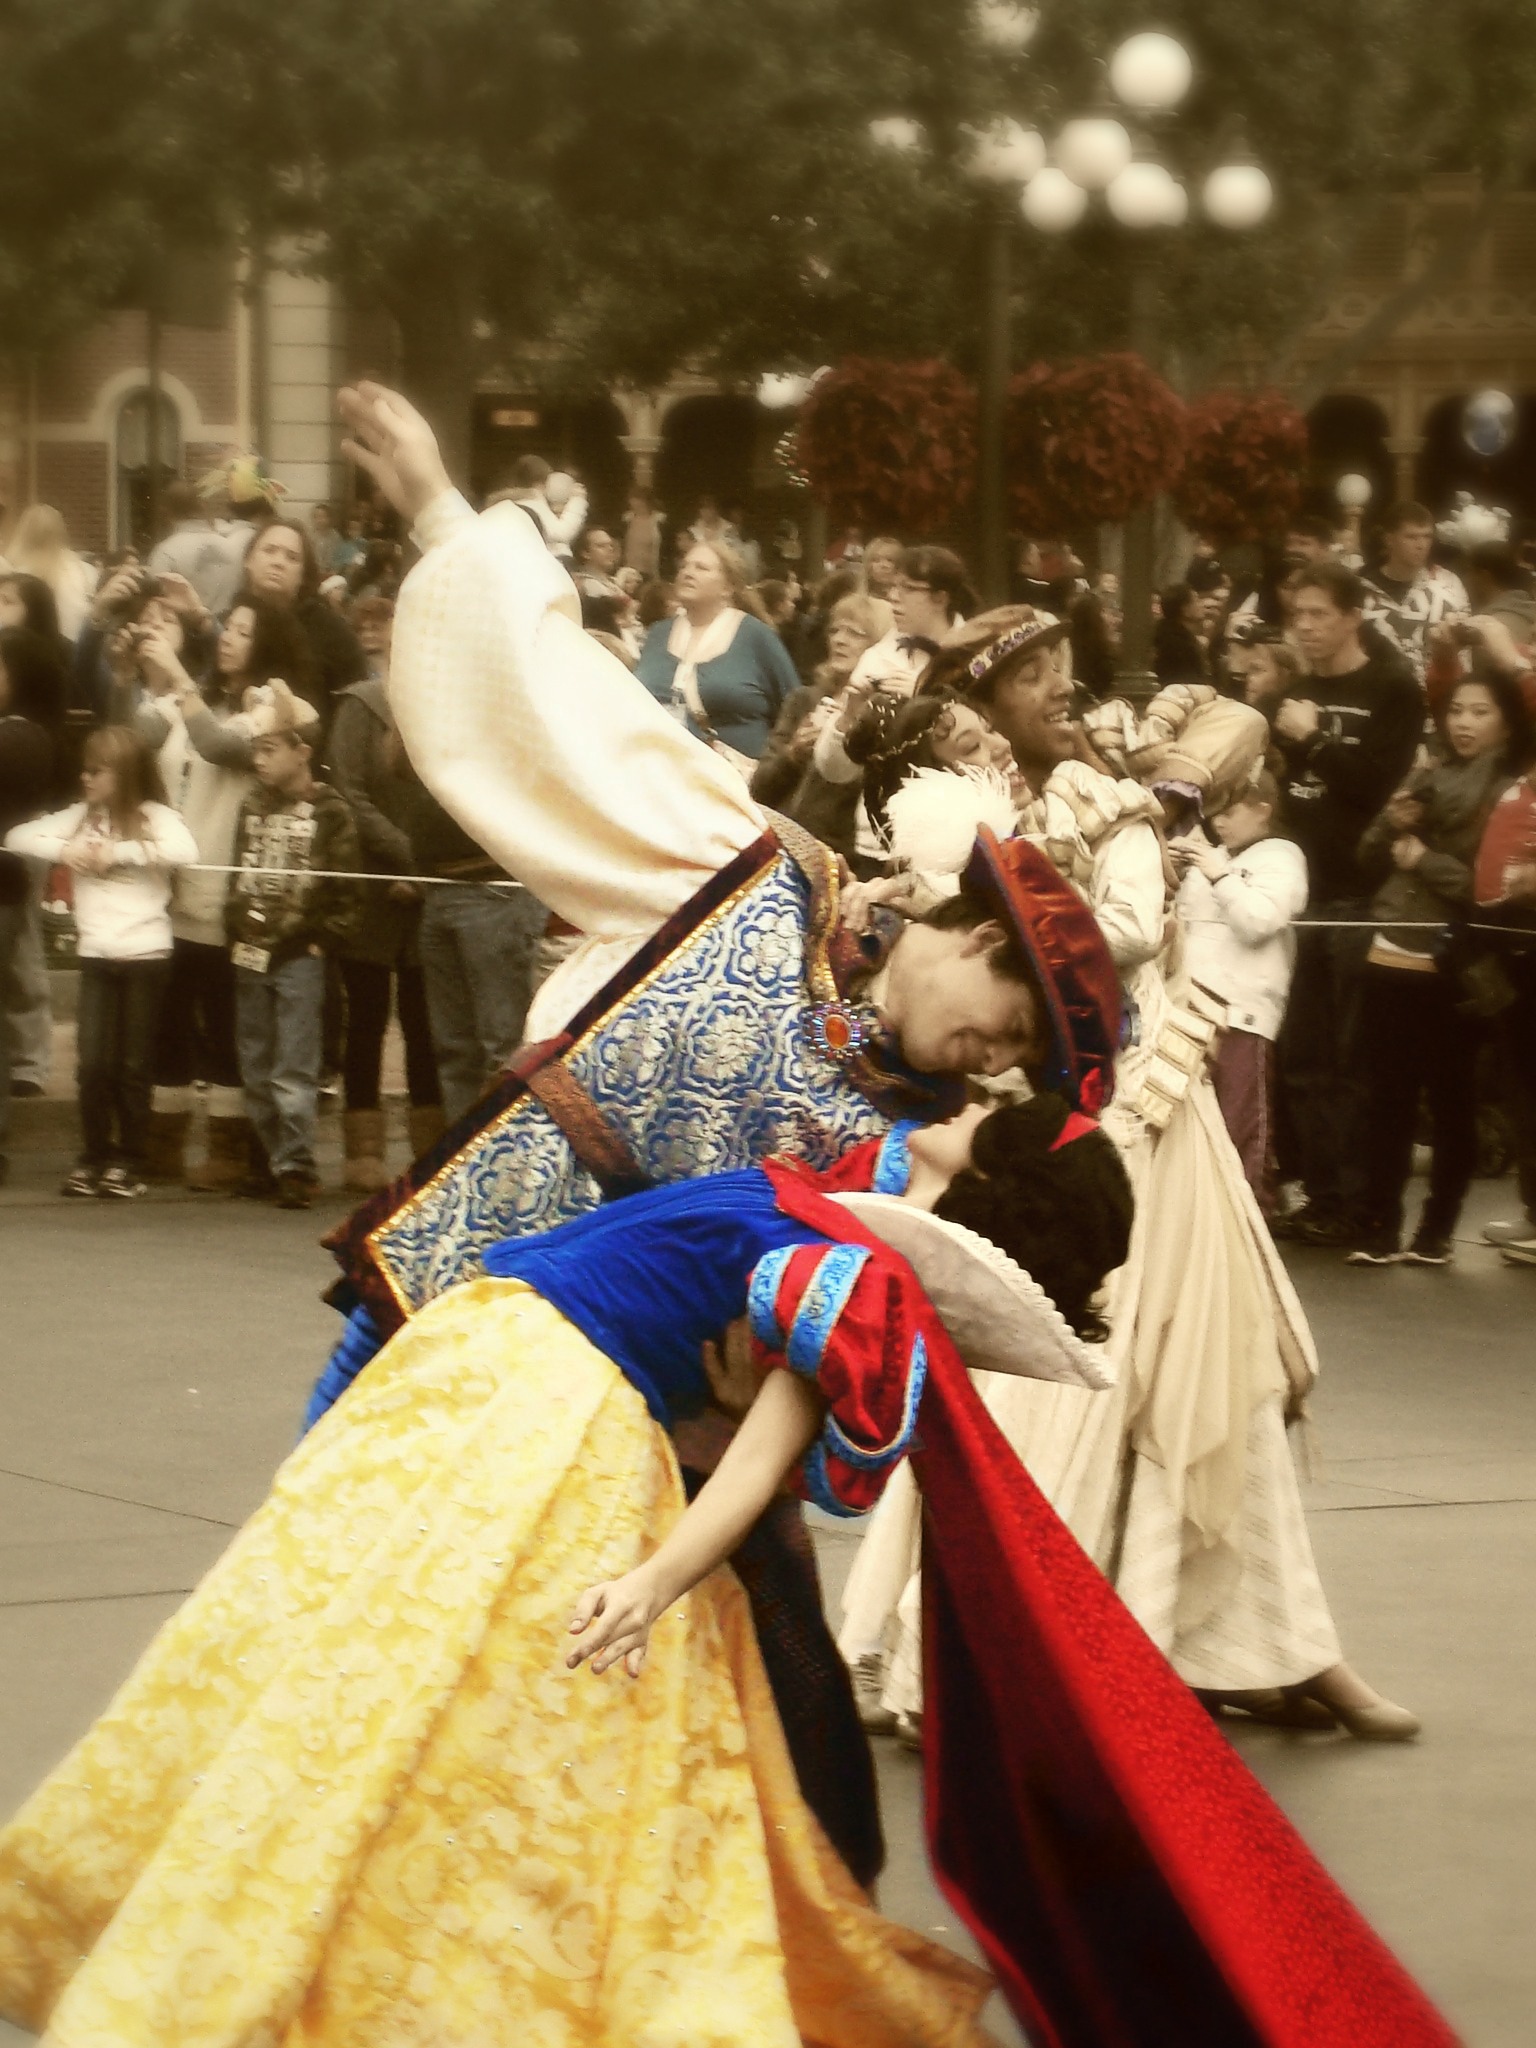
[
  {"left": 1, "top": 864, "right": 51, "bottom": 1088},
  {"left": 76, "top": 958, "right": 171, "bottom": 1171},
  {"left": 418, "top": 885, "right": 544, "bottom": 1123},
  {"left": 0, "top": 901, "right": 24, "bottom": 1163},
  {"left": 236, "top": 951, "right": 326, "bottom": 1179},
  {"left": 1276, "top": 905, "right": 1372, "bottom": 1223},
  {"left": 1358, "top": 962, "right": 1483, "bottom": 1247},
  {"left": 153, "top": 937, "right": 242, "bottom": 1089},
  {"left": 339, "top": 958, "right": 441, "bottom": 1111}
]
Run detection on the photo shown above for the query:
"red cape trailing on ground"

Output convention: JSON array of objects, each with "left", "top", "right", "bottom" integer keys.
[{"left": 772, "top": 1168, "right": 1458, "bottom": 2048}]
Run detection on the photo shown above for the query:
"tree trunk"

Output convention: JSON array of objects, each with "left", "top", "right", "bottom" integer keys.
[{"left": 390, "top": 253, "right": 478, "bottom": 493}]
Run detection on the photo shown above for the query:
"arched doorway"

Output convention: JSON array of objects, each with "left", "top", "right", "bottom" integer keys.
[
  {"left": 470, "top": 393, "right": 631, "bottom": 524},
  {"left": 654, "top": 395, "right": 760, "bottom": 552},
  {"left": 114, "top": 388, "right": 182, "bottom": 550},
  {"left": 1305, "top": 395, "right": 1392, "bottom": 524},
  {"left": 1416, "top": 391, "right": 1536, "bottom": 524}
]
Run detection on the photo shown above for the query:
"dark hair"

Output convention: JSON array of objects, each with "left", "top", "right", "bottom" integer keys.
[
  {"left": 1292, "top": 561, "right": 1366, "bottom": 614},
  {"left": 162, "top": 480, "right": 203, "bottom": 524},
  {"left": 1380, "top": 499, "right": 1434, "bottom": 534},
  {"left": 578, "top": 526, "right": 615, "bottom": 563},
  {"left": 1467, "top": 541, "right": 1527, "bottom": 593},
  {"left": 637, "top": 579, "right": 675, "bottom": 629},
  {"left": 919, "top": 887, "right": 1034, "bottom": 989},
  {"left": 845, "top": 690, "right": 970, "bottom": 841},
  {"left": 0, "top": 627, "right": 66, "bottom": 732},
  {"left": 82, "top": 723, "right": 168, "bottom": 837},
  {"left": 1440, "top": 668, "right": 1536, "bottom": 773},
  {"left": 0, "top": 571, "right": 61, "bottom": 643},
  {"left": 1286, "top": 514, "right": 1334, "bottom": 546},
  {"left": 898, "top": 544, "right": 972, "bottom": 620},
  {"left": 934, "top": 1091, "right": 1133, "bottom": 1342},
  {"left": 580, "top": 590, "right": 625, "bottom": 635},
  {"left": 812, "top": 566, "right": 862, "bottom": 615},
  {"left": 1068, "top": 593, "right": 1117, "bottom": 703},
  {"left": 241, "top": 519, "right": 321, "bottom": 603},
  {"left": 351, "top": 594, "right": 395, "bottom": 629},
  {"left": 216, "top": 595, "right": 316, "bottom": 702}
]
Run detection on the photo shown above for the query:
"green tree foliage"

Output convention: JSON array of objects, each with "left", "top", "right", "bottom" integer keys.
[{"left": 4, "top": 0, "right": 1535, "bottom": 457}]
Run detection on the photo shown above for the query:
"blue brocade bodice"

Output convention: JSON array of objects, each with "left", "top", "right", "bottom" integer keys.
[
  {"left": 482, "top": 1171, "right": 830, "bottom": 1427},
  {"left": 366, "top": 853, "right": 896, "bottom": 1316}
]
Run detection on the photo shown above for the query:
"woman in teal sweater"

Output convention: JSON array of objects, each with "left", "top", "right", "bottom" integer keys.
[{"left": 636, "top": 538, "right": 799, "bottom": 767}]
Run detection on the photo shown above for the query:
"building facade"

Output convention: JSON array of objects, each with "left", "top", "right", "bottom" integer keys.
[{"left": 4, "top": 178, "right": 1535, "bottom": 559}]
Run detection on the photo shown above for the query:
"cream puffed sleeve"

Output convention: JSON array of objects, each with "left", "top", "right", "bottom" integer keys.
[{"left": 391, "top": 490, "right": 766, "bottom": 939}]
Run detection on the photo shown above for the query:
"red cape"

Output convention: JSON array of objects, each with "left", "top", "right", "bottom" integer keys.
[{"left": 771, "top": 1166, "right": 1456, "bottom": 2048}]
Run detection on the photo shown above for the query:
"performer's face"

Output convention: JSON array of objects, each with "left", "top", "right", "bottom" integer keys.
[
  {"left": 983, "top": 646, "right": 1076, "bottom": 776},
  {"left": 886, "top": 920, "right": 1041, "bottom": 1079}
]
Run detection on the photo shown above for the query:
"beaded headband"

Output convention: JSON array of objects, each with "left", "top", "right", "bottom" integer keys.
[{"left": 963, "top": 614, "right": 1065, "bottom": 691}]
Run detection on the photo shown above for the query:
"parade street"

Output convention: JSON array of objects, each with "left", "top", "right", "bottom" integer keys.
[{"left": 2, "top": 1143, "right": 1532, "bottom": 2048}]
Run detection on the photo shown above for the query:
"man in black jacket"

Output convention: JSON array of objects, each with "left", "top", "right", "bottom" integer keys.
[{"left": 1274, "top": 561, "right": 1422, "bottom": 1243}]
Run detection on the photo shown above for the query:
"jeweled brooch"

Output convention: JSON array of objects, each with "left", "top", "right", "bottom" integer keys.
[{"left": 805, "top": 1001, "right": 878, "bottom": 1066}]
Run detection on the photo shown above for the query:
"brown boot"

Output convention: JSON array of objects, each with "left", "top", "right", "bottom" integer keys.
[
  {"left": 142, "top": 1109, "right": 191, "bottom": 1183},
  {"left": 342, "top": 1108, "right": 390, "bottom": 1194},
  {"left": 407, "top": 1103, "right": 447, "bottom": 1160},
  {"left": 188, "top": 1116, "right": 253, "bottom": 1194}
]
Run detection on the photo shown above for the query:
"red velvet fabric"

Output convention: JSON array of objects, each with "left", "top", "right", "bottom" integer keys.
[{"left": 771, "top": 1166, "right": 1457, "bottom": 2048}]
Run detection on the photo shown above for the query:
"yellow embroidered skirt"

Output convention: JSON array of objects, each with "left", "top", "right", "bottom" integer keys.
[{"left": 0, "top": 1279, "right": 993, "bottom": 2048}]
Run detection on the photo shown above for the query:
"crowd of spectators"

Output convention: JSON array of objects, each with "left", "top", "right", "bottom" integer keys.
[{"left": 1, "top": 454, "right": 1533, "bottom": 1273}]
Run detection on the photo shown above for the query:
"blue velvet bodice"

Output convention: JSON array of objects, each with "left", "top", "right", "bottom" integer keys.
[{"left": 482, "top": 1170, "right": 830, "bottom": 1426}]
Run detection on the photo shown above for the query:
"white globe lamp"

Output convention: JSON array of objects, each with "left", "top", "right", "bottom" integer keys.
[
  {"left": 1054, "top": 113, "right": 1133, "bottom": 191},
  {"left": 1021, "top": 167, "right": 1090, "bottom": 234},
  {"left": 973, "top": 0, "right": 1039, "bottom": 51},
  {"left": 1335, "top": 473, "right": 1372, "bottom": 512},
  {"left": 1203, "top": 159, "right": 1273, "bottom": 230},
  {"left": 868, "top": 115, "right": 926, "bottom": 155},
  {"left": 757, "top": 374, "right": 813, "bottom": 411},
  {"left": 1106, "top": 157, "right": 1182, "bottom": 230},
  {"left": 1109, "top": 32, "right": 1193, "bottom": 112},
  {"left": 965, "top": 118, "right": 1048, "bottom": 185}
]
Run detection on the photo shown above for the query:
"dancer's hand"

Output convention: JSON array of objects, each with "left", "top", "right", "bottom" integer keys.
[
  {"left": 338, "top": 382, "right": 454, "bottom": 526},
  {"left": 567, "top": 1565, "right": 668, "bottom": 1678}
]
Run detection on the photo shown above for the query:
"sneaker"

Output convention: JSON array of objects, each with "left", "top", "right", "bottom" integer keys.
[
  {"left": 850, "top": 1652, "right": 896, "bottom": 1736},
  {"left": 97, "top": 1164, "right": 148, "bottom": 1200},
  {"left": 1403, "top": 1232, "right": 1454, "bottom": 1266},
  {"left": 1499, "top": 1236, "right": 1536, "bottom": 1268},
  {"left": 276, "top": 1173, "right": 313, "bottom": 1211},
  {"left": 1345, "top": 1240, "right": 1401, "bottom": 1266},
  {"left": 1482, "top": 1218, "right": 1536, "bottom": 1248},
  {"left": 60, "top": 1165, "right": 99, "bottom": 1198}
]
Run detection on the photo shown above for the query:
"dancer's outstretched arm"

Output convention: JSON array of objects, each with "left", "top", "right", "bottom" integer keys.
[
  {"left": 567, "top": 1369, "right": 826, "bottom": 1678},
  {"left": 339, "top": 382, "right": 764, "bottom": 941}
]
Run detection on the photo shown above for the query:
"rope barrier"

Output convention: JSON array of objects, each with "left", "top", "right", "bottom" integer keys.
[{"left": 170, "top": 868, "right": 1529, "bottom": 939}]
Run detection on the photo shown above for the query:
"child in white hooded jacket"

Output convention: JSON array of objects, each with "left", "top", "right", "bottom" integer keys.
[
  {"left": 5, "top": 725, "right": 197, "bottom": 1197},
  {"left": 1171, "top": 771, "right": 1309, "bottom": 1215}
]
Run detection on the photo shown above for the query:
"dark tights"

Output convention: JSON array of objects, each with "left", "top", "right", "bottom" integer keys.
[{"left": 339, "top": 959, "right": 440, "bottom": 1111}]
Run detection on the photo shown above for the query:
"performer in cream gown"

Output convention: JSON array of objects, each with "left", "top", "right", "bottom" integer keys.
[{"left": 840, "top": 623, "right": 1419, "bottom": 1739}]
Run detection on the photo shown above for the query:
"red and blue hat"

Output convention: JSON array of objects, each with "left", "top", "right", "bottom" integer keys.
[{"left": 964, "top": 828, "right": 1123, "bottom": 1115}]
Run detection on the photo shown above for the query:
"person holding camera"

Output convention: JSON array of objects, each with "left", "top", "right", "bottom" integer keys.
[
  {"left": 1348, "top": 672, "right": 1536, "bottom": 1266},
  {"left": 72, "top": 562, "right": 218, "bottom": 726},
  {"left": 134, "top": 600, "right": 319, "bottom": 1189}
]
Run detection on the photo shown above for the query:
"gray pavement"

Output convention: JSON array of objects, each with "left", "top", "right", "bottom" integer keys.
[{"left": 1, "top": 1135, "right": 1532, "bottom": 2046}]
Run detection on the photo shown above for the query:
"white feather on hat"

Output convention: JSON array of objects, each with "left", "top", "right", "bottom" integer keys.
[{"left": 884, "top": 766, "right": 1020, "bottom": 876}]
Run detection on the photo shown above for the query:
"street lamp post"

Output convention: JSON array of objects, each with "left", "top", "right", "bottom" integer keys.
[{"left": 870, "top": 24, "right": 1271, "bottom": 669}]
